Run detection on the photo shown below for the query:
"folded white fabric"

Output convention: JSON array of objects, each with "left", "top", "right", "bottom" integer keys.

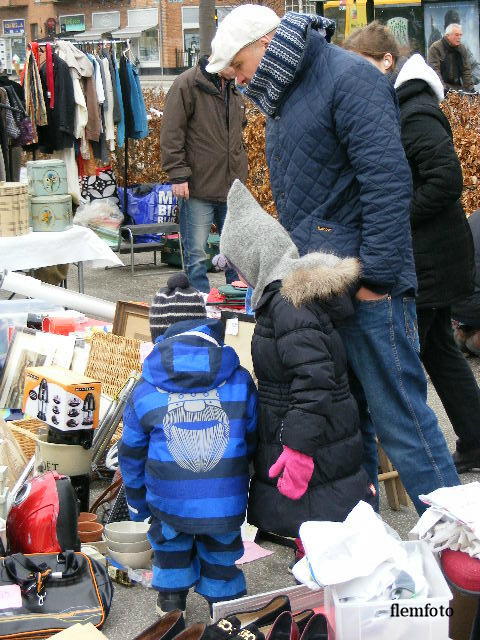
[{"left": 411, "top": 482, "right": 480, "bottom": 559}]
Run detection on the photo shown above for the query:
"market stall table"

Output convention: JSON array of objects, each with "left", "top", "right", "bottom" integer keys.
[{"left": 0, "top": 226, "right": 123, "bottom": 293}]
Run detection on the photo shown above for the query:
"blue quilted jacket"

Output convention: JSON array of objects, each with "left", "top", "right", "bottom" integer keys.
[
  {"left": 118, "top": 318, "right": 257, "bottom": 534},
  {"left": 264, "top": 25, "right": 417, "bottom": 295}
]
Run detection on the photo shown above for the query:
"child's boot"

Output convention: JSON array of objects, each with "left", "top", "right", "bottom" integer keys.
[{"left": 156, "top": 590, "right": 188, "bottom": 617}]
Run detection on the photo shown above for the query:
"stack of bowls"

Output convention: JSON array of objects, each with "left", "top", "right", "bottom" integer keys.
[{"left": 104, "top": 521, "right": 152, "bottom": 569}]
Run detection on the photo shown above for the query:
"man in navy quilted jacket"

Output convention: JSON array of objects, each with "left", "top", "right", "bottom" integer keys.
[{"left": 206, "top": 5, "right": 460, "bottom": 514}]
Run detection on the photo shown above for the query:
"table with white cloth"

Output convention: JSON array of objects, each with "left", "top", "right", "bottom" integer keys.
[{"left": 0, "top": 225, "right": 123, "bottom": 293}]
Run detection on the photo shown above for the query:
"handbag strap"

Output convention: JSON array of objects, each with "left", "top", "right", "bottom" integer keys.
[
  {"left": 3, "top": 552, "right": 79, "bottom": 605},
  {"left": 90, "top": 477, "right": 123, "bottom": 515}
]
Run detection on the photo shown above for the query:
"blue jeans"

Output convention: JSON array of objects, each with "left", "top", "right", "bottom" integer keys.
[
  {"left": 338, "top": 295, "right": 460, "bottom": 514},
  {"left": 179, "top": 197, "right": 236, "bottom": 293}
]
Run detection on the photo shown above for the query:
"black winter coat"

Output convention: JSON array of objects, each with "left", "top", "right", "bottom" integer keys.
[
  {"left": 452, "top": 210, "right": 480, "bottom": 327},
  {"left": 397, "top": 78, "right": 474, "bottom": 308},
  {"left": 247, "top": 281, "right": 373, "bottom": 538}
]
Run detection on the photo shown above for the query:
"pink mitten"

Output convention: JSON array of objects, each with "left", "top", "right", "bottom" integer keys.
[{"left": 269, "top": 446, "right": 314, "bottom": 500}]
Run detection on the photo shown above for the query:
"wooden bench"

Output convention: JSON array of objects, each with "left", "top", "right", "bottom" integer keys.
[{"left": 114, "top": 222, "right": 184, "bottom": 275}]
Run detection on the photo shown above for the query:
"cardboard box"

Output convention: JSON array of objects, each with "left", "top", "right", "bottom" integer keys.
[{"left": 23, "top": 366, "right": 101, "bottom": 432}]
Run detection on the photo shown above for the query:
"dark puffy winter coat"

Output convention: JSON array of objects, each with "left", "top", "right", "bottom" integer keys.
[
  {"left": 452, "top": 210, "right": 480, "bottom": 327},
  {"left": 264, "top": 26, "right": 416, "bottom": 296},
  {"left": 248, "top": 278, "right": 373, "bottom": 538},
  {"left": 397, "top": 78, "right": 474, "bottom": 308}
]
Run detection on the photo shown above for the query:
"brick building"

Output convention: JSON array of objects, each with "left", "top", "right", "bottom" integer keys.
[{"left": 0, "top": 0, "right": 236, "bottom": 74}]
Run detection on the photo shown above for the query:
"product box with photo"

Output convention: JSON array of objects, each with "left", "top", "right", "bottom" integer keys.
[{"left": 22, "top": 366, "right": 101, "bottom": 432}]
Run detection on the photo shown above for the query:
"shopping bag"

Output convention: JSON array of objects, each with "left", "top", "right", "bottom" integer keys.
[{"left": 117, "top": 183, "right": 178, "bottom": 243}]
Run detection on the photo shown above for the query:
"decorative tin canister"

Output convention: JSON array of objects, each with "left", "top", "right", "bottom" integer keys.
[
  {"left": 30, "top": 194, "right": 73, "bottom": 232},
  {"left": 26, "top": 159, "right": 68, "bottom": 197},
  {"left": 0, "top": 182, "right": 29, "bottom": 237}
]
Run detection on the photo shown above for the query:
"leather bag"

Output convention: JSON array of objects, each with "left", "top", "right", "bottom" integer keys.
[{"left": 0, "top": 550, "right": 113, "bottom": 639}]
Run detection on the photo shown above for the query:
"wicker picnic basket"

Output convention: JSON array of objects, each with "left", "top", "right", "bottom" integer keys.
[
  {"left": 0, "top": 182, "right": 29, "bottom": 237},
  {"left": 85, "top": 332, "right": 142, "bottom": 400}
]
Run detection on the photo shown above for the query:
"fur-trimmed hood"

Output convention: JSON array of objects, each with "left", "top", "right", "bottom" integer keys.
[{"left": 220, "top": 181, "right": 360, "bottom": 309}]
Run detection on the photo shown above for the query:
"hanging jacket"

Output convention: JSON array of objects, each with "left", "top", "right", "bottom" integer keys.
[
  {"left": 245, "top": 13, "right": 416, "bottom": 297},
  {"left": 119, "top": 318, "right": 257, "bottom": 535},
  {"left": 119, "top": 56, "right": 148, "bottom": 140},
  {"left": 38, "top": 54, "right": 75, "bottom": 153},
  {"left": 160, "top": 58, "right": 248, "bottom": 202},
  {"left": 394, "top": 55, "right": 474, "bottom": 309}
]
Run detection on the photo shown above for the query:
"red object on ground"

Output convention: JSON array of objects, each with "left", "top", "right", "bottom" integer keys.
[{"left": 441, "top": 549, "right": 480, "bottom": 593}]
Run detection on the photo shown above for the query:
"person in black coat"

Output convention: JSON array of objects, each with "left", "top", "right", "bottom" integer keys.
[
  {"left": 452, "top": 210, "right": 480, "bottom": 356},
  {"left": 345, "top": 22, "right": 480, "bottom": 474},
  {"left": 220, "top": 180, "right": 374, "bottom": 538}
]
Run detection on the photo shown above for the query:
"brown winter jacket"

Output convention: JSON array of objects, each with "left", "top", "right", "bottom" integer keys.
[
  {"left": 160, "top": 63, "right": 248, "bottom": 202},
  {"left": 427, "top": 38, "right": 474, "bottom": 91}
]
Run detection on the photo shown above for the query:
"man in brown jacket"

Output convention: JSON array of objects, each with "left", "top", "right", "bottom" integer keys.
[
  {"left": 160, "top": 56, "right": 248, "bottom": 293},
  {"left": 428, "top": 23, "right": 474, "bottom": 92}
]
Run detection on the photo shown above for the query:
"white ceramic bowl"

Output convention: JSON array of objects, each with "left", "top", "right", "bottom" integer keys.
[
  {"left": 103, "top": 534, "right": 151, "bottom": 553},
  {"left": 104, "top": 521, "right": 150, "bottom": 543},
  {"left": 107, "top": 547, "right": 152, "bottom": 570}
]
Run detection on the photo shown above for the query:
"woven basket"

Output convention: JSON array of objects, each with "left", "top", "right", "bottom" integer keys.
[
  {"left": 0, "top": 182, "right": 29, "bottom": 237},
  {"left": 9, "top": 418, "right": 47, "bottom": 458},
  {"left": 85, "top": 332, "right": 141, "bottom": 399}
]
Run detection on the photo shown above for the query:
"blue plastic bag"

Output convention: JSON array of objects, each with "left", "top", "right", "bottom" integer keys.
[{"left": 118, "top": 184, "right": 178, "bottom": 243}]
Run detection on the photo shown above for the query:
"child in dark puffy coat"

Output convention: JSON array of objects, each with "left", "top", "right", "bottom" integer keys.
[
  {"left": 220, "top": 180, "right": 375, "bottom": 539},
  {"left": 119, "top": 273, "right": 257, "bottom": 616}
]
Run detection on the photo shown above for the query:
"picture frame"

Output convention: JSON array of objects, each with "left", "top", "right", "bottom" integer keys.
[
  {"left": 0, "top": 328, "right": 76, "bottom": 410},
  {"left": 0, "top": 328, "right": 51, "bottom": 410},
  {"left": 112, "top": 301, "right": 151, "bottom": 342}
]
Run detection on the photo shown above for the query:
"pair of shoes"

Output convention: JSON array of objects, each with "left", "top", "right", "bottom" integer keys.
[
  {"left": 175, "top": 595, "right": 291, "bottom": 640},
  {"left": 156, "top": 591, "right": 188, "bottom": 617},
  {"left": 453, "top": 447, "right": 480, "bottom": 473},
  {"left": 233, "top": 610, "right": 327, "bottom": 640},
  {"left": 132, "top": 609, "right": 186, "bottom": 640}
]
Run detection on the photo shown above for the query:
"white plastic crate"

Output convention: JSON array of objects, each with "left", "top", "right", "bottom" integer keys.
[{"left": 324, "top": 540, "right": 452, "bottom": 640}]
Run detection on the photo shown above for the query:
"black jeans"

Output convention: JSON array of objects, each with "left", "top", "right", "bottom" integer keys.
[{"left": 418, "top": 305, "right": 480, "bottom": 453}]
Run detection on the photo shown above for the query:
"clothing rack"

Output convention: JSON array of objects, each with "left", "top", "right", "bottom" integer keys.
[{"left": 28, "top": 38, "right": 133, "bottom": 216}]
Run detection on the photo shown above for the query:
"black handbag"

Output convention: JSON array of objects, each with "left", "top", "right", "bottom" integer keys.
[{"left": 0, "top": 550, "right": 113, "bottom": 639}]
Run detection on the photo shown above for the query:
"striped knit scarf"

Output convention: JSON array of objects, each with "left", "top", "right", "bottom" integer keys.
[{"left": 244, "top": 12, "right": 335, "bottom": 117}]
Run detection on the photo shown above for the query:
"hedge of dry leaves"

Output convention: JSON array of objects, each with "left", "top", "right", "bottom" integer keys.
[
  {"left": 112, "top": 88, "right": 480, "bottom": 217},
  {"left": 441, "top": 92, "right": 480, "bottom": 215},
  {"left": 112, "top": 88, "right": 276, "bottom": 215}
]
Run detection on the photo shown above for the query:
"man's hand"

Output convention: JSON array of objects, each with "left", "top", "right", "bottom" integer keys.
[
  {"left": 355, "top": 286, "right": 388, "bottom": 301},
  {"left": 172, "top": 182, "right": 189, "bottom": 199}
]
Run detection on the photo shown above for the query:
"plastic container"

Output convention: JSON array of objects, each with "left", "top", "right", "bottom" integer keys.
[
  {"left": 324, "top": 540, "right": 452, "bottom": 640},
  {"left": 30, "top": 194, "right": 73, "bottom": 232},
  {"left": 27, "top": 160, "right": 68, "bottom": 196}
]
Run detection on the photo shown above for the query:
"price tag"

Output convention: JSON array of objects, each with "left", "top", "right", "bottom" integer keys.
[
  {"left": 0, "top": 585, "right": 22, "bottom": 609},
  {"left": 225, "top": 318, "right": 239, "bottom": 336}
]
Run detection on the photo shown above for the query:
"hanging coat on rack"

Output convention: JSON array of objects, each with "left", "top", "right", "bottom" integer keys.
[
  {"left": 38, "top": 53, "right": 75, "bottom": 153},
  {"left": 119, "top": 56, "right": 148, "bottom": 139}
]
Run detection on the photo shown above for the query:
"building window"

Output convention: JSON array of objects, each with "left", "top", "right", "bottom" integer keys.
[
  {"left": 285, "top": 0, "right": 317, "bottom": 12},
  {"left": 139, "top": 27, "right": 159, "bottom": 62},
  {"left": 30, "top": 23, "right": 38, "bottom": 41}
]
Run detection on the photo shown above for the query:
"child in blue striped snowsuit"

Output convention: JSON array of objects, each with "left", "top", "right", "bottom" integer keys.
[{"left": 119, "top": 273, "right": 257, "bottom": 616}]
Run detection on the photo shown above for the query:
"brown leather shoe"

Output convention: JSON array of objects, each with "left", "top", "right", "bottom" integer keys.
[
  {"left": 132, "top": 609, "right": 186, "bottom": 640},
  {"left": 173, "top": 623, "right": 207, "bottom": 640}
]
